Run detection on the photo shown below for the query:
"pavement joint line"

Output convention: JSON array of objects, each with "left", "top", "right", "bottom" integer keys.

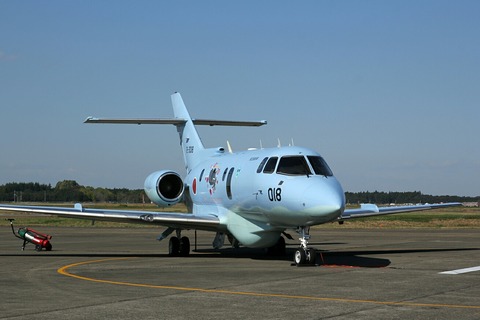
[{"left": 57, "top": 258, "right": 480, "bottom": 310}]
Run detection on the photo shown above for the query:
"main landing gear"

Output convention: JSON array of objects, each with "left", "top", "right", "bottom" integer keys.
[
  {"left": 293, "top": 226, "right": 316, "bottom": 266},
  {"left": 159, "top": 228, "right": 191, "bottom": 257}
]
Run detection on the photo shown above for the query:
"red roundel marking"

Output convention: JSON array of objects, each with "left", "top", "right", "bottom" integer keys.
[{"left": 192, "top": 178, "right": 197, "bottom": 195}]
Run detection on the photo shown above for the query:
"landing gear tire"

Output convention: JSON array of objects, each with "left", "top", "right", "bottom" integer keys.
[
  {"left": 294, "top": 248, "right": 316, "bottom": 266},
  {"left": 179, "top": 236, "right": 190, "bottom": 256},
  {"left": 168, "top": 237, "right": 180, "bottom": 256},
  {"left": 307, "top": 248, "right": 316, "bottom": 265},
  {"left": 169, "top": 236, "right": 190, "bottom": 256},
  {"left": 294, "top": 248, "right": 307, "bottom": 265}
]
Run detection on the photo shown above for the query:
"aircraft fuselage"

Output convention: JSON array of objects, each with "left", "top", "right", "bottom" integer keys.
[{"left": 185, "top": 146, "right": 346, "bottom": 247}]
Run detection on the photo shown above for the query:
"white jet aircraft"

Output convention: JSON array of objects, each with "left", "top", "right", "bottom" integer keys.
[{"left": 0, "top": 92, "right": 460, "bottom": 265}]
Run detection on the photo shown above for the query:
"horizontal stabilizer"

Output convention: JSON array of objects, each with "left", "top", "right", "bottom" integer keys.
[
  {"left": 84, "top": 117, "right": 267, "bottom": 127},
  {"left": 84, "top": 117, "right": 185, "bottom": 125},
  {"left": 192, "top": 119, "right": 267, "bottom": 127}
]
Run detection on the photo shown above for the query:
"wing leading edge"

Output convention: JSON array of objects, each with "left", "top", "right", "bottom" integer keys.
[
  {"left": 0, "top": 204, "right": 220, "bottom": 231},
  {"left": 340, "top": 202, "right": 462, "bottom": 220}
]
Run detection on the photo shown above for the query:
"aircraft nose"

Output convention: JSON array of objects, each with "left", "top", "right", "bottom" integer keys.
[{"left": 303, "top": 178, "right": 345, "bottom": 221}]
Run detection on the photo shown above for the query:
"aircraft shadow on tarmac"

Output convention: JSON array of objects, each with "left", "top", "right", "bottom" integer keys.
[
  {"left": 193, "top": 246, "right": 479, "bottom": 268},
  {"left": 1, "top": 247, "right": 477, "bottom": 269},
  {"left": 313, "top": 247, "right": 479, "bottom": 268}
]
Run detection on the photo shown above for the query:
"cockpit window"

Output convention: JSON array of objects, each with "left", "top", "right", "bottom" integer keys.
[
  {"left": 276, "top": 156, "right": 312, "bottom": 176},
  {"left": 256, "top": 157, "right": 268, "bottom": 173},
  {"left": 263, "top": 157, "right": 278, "bottom": 174},
  {"left": 307, "top": 156, "right": 333, "bottom": 176}
]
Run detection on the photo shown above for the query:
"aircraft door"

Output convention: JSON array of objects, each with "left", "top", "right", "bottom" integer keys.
[{"left": 226, "top": 167, "right": 235, "bottom": 199}]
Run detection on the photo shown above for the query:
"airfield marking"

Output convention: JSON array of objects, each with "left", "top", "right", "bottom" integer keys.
[
  {"left": 439, "top": 266, "right": 480, "bottom": 275},
  {"left": 58, "top": 258, "right": 480, "bottom": 310}
]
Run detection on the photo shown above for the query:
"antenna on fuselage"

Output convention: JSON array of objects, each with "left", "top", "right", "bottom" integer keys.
[
  {"left": 289, "top": 138, "right": 295, "bottom": 147},
  {"left": 226, "top": 140, "right": 233, "bottom": 153},
  {"left": 277, "top": 138, "right": 281, "bottom": 148}
]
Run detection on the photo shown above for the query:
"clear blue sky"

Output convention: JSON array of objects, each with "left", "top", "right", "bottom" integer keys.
[{"left": 1, "top": 1, "right": 479, "bottom": 196}]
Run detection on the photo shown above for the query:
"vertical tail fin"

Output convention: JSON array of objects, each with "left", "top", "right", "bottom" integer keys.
[{"left": 171, "top": 92, "right": 205, "bottom": 171}]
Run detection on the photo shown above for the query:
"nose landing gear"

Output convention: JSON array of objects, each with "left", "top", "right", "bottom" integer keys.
[{"left": 294, "top": 226, "right": 316, "bottom": 266}]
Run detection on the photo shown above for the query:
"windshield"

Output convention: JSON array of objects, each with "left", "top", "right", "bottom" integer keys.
[
  {"left": 307, "top": 156, "right": 333, "bottom": 176},
  {"left": 276, "top": 156, "right": 312, "bottom": 176}
]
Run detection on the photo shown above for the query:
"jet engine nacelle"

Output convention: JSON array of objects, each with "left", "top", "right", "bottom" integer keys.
[{"left": 144, "top": 170, "right": 184, "bottom": 206}]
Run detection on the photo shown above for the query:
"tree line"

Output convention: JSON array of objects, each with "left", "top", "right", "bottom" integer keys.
[
  {"left": 345, "top": 191, "right": 478, "bottom": 205},
  {"left": 0, "top": 181, "right": 144, "bottom": 203},
  {"left": 0, "top": 181, "right": 478, "bottom": 204}
]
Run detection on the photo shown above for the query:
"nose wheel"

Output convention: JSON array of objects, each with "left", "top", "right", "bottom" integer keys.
[{"left": 294, "top": 227, "right": 316, "bottom": 266}]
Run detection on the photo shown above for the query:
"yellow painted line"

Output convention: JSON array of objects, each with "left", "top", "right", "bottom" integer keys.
[{"left": 58, "top": 258, "right": 480, "bottom": 310}]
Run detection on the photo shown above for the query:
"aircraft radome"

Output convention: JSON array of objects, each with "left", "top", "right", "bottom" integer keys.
[{"left": 0, "top": 92, "right": 461, "bottom": 266}]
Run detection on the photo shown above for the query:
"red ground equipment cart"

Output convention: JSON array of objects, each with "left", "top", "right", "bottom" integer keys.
[{"left": 7, "top": 219, "right": 52, "bottom": 251}]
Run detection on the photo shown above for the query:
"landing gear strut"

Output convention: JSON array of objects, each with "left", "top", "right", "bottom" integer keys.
[{"left": 293, "top": 226, "right": 316, "bottom": 266}]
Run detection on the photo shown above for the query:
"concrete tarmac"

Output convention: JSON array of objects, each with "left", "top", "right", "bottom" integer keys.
[{"left": 0, "top": 226, "right": 479, "bottom": 319}]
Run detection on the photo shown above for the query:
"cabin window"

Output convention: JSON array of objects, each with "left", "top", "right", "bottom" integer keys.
[
  {"left": 263, "top": 157, "right": 278, "bottom": 174},
  {"left": 222, "top": 168, "right": 228, "bottom": 181},
  {"left": 256, "top": 157, "right": 268, "bottom": 173},
  {"left": 307, "top": 156, "right": 333, "bottom": 176},
  {"left": 199, "top": 169, "right": 205, "bottom": 182},
  {"left": 276, "top": 156, "right": 312, "bottom": 176},
  {"left": 226, "top": 167, "right": 235, "bottom": 199}
]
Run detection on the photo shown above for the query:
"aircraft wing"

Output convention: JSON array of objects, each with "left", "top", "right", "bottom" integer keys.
[
  {"left": 340, "top": 202, "right": 462, "bottom": 220},
  {"left": 0, "top": 204, "right": 220, "bottom": 231}
]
